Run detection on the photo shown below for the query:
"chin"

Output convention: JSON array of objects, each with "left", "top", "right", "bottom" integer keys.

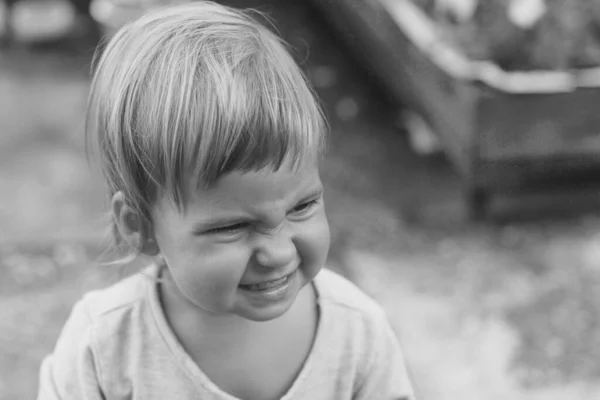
[{"left": 235, "top": 301, "right": 296, "bottom": 322}]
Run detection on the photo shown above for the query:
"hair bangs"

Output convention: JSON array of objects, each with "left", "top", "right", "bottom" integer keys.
[{"left": 181, "top": 37, "right": 327, "bottom": 193}]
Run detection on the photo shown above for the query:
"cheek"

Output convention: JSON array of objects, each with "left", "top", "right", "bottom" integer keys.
[
  {"left": 163, "top": 240, "right": 251, "bottom": 308},
  {"left": 296, "top": 212, "right": 330, "bottom": 270}
]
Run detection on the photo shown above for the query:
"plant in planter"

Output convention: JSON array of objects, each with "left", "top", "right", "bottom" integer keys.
[{"left": 412, "top": 0, "right": 600, "bottom": 71}]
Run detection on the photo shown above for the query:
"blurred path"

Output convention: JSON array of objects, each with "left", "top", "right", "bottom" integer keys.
[{"left": 1, "top": 1, "right": 600, "bottom": 399}]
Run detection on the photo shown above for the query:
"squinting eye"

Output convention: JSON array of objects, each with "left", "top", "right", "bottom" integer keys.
[{"left": 292, "top": 199, "right": 319, "bottom": 214}]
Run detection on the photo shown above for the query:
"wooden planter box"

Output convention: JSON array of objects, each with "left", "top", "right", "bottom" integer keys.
[{"left": 312, "top": 0, "right": 600, "bottom": 218}]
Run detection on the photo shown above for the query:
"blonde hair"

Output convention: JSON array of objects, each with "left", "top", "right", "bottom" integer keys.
[{"left": 86, "top": 1, "right": 327, "bottom": 247}]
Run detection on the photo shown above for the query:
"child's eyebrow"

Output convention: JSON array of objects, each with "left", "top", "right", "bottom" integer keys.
[
  {"left": 298, "top": 186, "right": 324, "bottom": 202},
  {"left": 191, "top": 213, "right": 249, "bottom": 230},
  {"left": 191, "top": 216, "right": 249, "bottom": 232}
]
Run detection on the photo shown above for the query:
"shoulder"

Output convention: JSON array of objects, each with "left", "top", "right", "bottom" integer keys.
[
  {"left": 81, "top": 267, "right": 153, "bottom": 319},
  {"left": 67, "top": 265, "right": 158, "bottom": 346},
  {"left": 312, "top": 269, "right": 415, "bottom": 398},
  {"left": 314, "top": 268, "right": 387, "bottom": 322},
  {"left": 54, "top": 266, "right": 158, "bottom": 369},
  {"left": 313, "top": 268, "right": 392, "bottom": 347},
  {"left": 38, "top": 266, "right": 163, "bottom": 397}
]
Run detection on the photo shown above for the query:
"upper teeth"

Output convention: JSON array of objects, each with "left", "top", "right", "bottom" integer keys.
[{"left": 248, "top": 276, "right": 287, "bottom": 290}]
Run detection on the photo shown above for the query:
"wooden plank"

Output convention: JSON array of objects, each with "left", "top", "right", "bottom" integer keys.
[{"left": 477, "top": 89, "right": 600, "bottom": 160}]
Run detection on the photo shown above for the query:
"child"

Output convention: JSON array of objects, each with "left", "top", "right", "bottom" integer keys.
[{"left": 37, "top": 2, "right": 415, "bottom": 399}]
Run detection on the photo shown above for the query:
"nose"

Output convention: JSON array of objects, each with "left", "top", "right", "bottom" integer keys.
[{"left": 254, "top": 230, "right": 296, "bottom": 269}]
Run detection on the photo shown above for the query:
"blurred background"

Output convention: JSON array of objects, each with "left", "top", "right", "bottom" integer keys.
[{"left": 2, "top": 0, "right": 600, "bottom": 398}]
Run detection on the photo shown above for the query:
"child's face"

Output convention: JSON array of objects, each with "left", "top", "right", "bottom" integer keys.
[{"left": 151, "top": 162, "right": 330, "bottom": 322}]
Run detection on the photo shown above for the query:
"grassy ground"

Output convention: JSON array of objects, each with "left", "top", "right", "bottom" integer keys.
[{"left": 2, "top": 1, "right": 600, "bottom": 399}]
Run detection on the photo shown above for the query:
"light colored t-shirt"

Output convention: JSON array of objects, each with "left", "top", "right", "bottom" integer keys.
[{"left": 37, "top": 266, "right": 415, "bottom": 400}]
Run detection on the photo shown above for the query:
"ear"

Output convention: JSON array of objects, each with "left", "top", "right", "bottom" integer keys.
[{"left": 111, "top": 192, "right": 160, "bottom": 257}]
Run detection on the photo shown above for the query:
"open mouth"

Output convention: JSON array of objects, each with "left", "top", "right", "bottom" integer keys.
[{"left": 239, "top": 272, "right": 294, "bottom": 292}]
